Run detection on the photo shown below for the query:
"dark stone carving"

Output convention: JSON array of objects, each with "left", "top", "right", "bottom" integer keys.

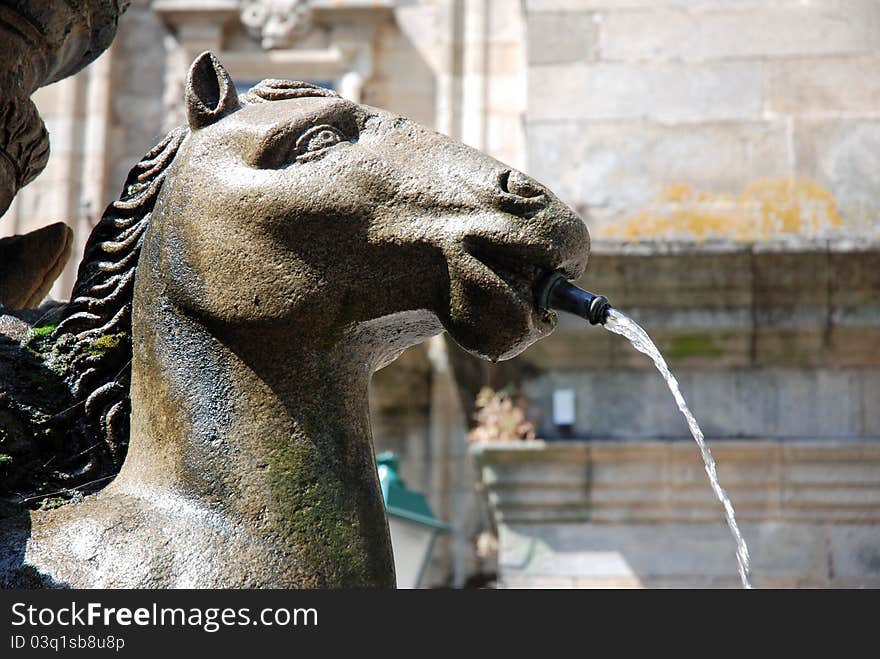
[
  {"left": 0, "top": 0, "right": 131, "bottom": 306},
  {"left": 0, "top": 222, "right": 72, "bottom": 309},
  {"left": 0, "top": 52, "right": 590, "bottom": 588}
]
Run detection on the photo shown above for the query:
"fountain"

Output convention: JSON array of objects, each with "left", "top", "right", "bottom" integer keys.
[
  {"left": 0, "top": 34, "right": 753, "bottom": 587},
  {"left": 0, "top": 51, "right": 591, "bottom": 588},
  {"left": 536, "top": 271, "right": 752, "bottom": 589}
]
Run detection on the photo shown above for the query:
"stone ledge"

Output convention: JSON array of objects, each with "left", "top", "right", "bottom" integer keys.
[
  {"left": 517, "top": 246, "right": 880, "bottom": 370},
  {"left": 476, "top": 440, "right": 880, "bottom": 586},
  {"left": 473, "top": 439, "right": 880, "bottom": 524}
]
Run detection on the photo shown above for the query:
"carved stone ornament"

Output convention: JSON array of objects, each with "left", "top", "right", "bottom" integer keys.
[
  {"left": 0, "top": 51, "right": 590, "bottom": 588},
  {"left": 0, "top": 0, "right": 131, "bottom": 307},
  {"left": 240, "top": 0, "right": 313, "bottom": 50}
]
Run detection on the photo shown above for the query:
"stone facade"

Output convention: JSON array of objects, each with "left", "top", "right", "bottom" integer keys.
[{"left": 2, "top": 0, "right": 878, "bottom": 587}]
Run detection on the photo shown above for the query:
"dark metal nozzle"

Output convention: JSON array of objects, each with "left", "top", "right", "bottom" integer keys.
[{"left": 536, "top": 271, "right": 612, "bottom": 325}]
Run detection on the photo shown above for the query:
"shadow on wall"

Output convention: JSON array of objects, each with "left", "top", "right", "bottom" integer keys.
[{"left": 0, "top": 503, "right": 70, "bottom": 588}]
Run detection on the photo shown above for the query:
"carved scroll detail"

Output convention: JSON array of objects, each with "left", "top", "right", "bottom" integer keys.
[
  {"left": 240, "top": 0, "right": 313, "bottom": 50},
  {"left": 0, "top": 97, "right": 49, "bottom": 191}
]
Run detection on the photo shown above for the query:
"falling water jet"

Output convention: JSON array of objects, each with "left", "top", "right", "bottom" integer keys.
[{"left": 537, "top": 272, "right": 753, "bottom": 589}]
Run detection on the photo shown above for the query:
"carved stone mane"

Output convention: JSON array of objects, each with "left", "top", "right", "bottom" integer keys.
[{"left": 1, "top": 78, "right": 342, "bottom": 502}]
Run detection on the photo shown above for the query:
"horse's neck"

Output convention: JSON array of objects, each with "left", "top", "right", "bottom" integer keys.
[{"left": 112, "top": 293, "right": 395, "bottom": 587}]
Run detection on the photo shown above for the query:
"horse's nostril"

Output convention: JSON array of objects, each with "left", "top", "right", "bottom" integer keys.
[
  {"left": 504, "top": 170, "right": 543, "bottom": 199},
  {"left": 498, "top": 170, "right": 511, "bottom": 194}
]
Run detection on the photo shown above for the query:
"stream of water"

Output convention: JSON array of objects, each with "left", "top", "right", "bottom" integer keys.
[{"left": 603, "top": 308, "right": 752, "bottom": 589}]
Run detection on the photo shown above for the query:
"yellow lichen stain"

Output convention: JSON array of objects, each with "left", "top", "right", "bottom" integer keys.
[{"left": 600, "top": 178, "right": 843, "bottom": 242}]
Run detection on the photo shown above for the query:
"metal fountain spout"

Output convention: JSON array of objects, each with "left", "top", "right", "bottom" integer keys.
[
  {"left": 536, "top": 271, "right": 612, "bottom": 326},
  {"left": 534, "top": 271, "right": 753, "bottom": 587}
]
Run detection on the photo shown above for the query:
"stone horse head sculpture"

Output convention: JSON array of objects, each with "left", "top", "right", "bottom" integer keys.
[{"left": 0, "top": 52, "right": 589, "bottom": 587}]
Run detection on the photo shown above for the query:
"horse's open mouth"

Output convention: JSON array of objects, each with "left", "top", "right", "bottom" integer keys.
[{"left": 463, "top": 236, "right": 557, "bottom": 318}]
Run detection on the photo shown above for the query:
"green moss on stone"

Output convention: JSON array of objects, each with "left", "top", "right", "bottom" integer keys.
[
  {"left": 87, "top": 332, "right": 127, "bottom": 356},
  {"left": 31, "top": 324, "right": 57, "bottom": 338},
  {"left": 37, "top": 497, "right": 67, "bottom": 511},
  {"left": 667, "top": 333, "right": 724, "bottom": 360}
]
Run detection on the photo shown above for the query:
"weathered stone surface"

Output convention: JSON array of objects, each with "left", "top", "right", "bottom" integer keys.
[
  {"left": 519, "top": 367, "right": 878, "bottom": 440},
  {"left": 519, "top": 0, "right": 880, "bottom": 245},
  {"left": 0, "top": 222, "right": 72, "bottom": 308},
  {"left": 766, "top": 56, "right": 880, "bottom": 117},
  {"left": 599, "top": 2, "right": 880, "bottom": 62},
  {"left": 108, "top": 1, "right": 169, "bottom": 191},
  {"left": 526, "top": 12, "right": 596, "bottom": 65},
  {"left": 793, "top": 119, "right": 880, "bottom": 235},
  {"left": 0, "top": 0, "right": 130, "bottom": 216},
  {"left": 528, "top": 61, "right": 762, "bottom": 123},
  {"left": 526, "top": 120, "right": 790, "bottom": 223}
]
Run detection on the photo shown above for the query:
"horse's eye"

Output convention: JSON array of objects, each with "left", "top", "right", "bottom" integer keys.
[{"left": 294, "top": 125, "right": 345, "bottom": 161}]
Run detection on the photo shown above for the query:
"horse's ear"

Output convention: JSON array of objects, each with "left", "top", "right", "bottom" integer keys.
[{"left": 185, "top": 51, "right": 239, "bottom": 130}]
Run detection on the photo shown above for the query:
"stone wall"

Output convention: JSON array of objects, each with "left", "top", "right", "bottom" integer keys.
[
  {"left": 465, "top": 244, "right": 880, "bottom": 587},
  {"left": 523, "top": 0, "right": 880, "bottom": 242},
  {"left": 475, "top": 440, "right": 880, "bottom": 588},
  {"left": 518, "top": 243, "right": 880, "bottom": 440}
]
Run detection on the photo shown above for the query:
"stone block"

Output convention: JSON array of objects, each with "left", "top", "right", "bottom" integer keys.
[
  {"left": 517, "top": 327, "right": 616, "bottom": 372},
  {"left": 828, "top": 525, "right": 880, "bottom": 580},
  {"left": 774, "top": 370, "right": 862, "bottom": 438},
  {"left": 487, "top": 43, "right": 525, "bottom": 77},
  {"left": 753, "top": 326, "right": 827, "bottom": 367},
  {"left": 748, "top": 522, "right": 829, "bottom": 580},
  {"left": 599, "top": 2, "right": 880, "bottom": 62},
  {"left": 752, "top": 250, "right": 829, "bottom": 309},
  {"left": 829, "top": 250, "right": 880, "bottom": 308},
  {"left": 519, "top": 364, "right": 876, "bottom": 441},
  {"left": 486, "top": 72, "right": 524, "bottom": 116},
  {"left": 861, "top": 371, "right": 880, "bottom": 437},
  {"left": 500, "top": 575, "right": 577, "bottom": 588},
  {"left": 486, "top": 117, "right": 526, "bottom": 171},
  {"left": 527, "top": 61, "right": 762, "bottom": 123},
  {"left": 13, "top": 185, "right": 68, "bottom": 227},
  {"left": 487, "top": 0, "right": 526, "bottom": 43},
  {"left": 526, "top": 11, "right": 596, "bottom": 65},
  {"left": 526, "top": 120, "right": 790, "bottom": 224},
  {"left": 732, "top": 369, "right": 780, "bottom": 437},
  {"left": 827, "top": 327, "right": 880, "bottom": 368},
  {"left": 766, "top": 56, "right": 880, "bottom": 117},
  {"left": 606, "top": 251, "right": 755, "bottom": 309},
  {"left": 793, "top": 119, "right": 880, "bottom": 235},
  {"left": 41, "top": 116, "right": 86, "bottom": 156},
  {"left": 480, "top": 441, "right": 880, "bottom": 587}
]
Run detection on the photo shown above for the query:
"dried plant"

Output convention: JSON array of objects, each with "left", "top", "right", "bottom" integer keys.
[
  {"left": 467, "top": 386, "right": 536, "bottom": 443},
  {"left": 474, "top": 530, "right": 498, "bottom": 559}
]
